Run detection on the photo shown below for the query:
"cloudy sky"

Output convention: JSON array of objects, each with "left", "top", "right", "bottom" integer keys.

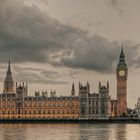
[{"left": 0, "top": 0, "right": 140, "bottom": 108}]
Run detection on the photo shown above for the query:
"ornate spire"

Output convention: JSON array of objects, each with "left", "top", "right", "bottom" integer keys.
[
  {"left": 117, "top": 44, "right": 127, "bottom": 69},
  {"left": 71, "top": 82, "right": 75, "bottom": 96},
  {"left": 3, "top": 60, "right": 14, "bottom": 94},
  {"left": 7, "top": 59, "right": 12, "bottom": 77},
  {"left": 107, "top": 81, "right": 109, "bottom": 91},
  {"left": 99, "top": 81, "right": 101, "bottom": 89},
  {"left": 119, "top": 44, "right": 125, "bottom": 61},
  {"left": 8, "top": 59, "right": 10, "bottom": 69}
]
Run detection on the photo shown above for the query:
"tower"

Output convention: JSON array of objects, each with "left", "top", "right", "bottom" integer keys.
[
  {"left": 98, "top": 82, "right": 110, "bottom": 119},
  {"left": 3, "top": 60, "right": 14, "bottom": 94},
  {"left": 16, "top": 82, "right": 28, "bottom": 118},
  {"left": 78, "top": 83, "right": 89, "bottom": 118},
  {"left": 71, "top": 82, "right": 75, "bottom": 96},
  {"left": 16, "top": 82, "right": 28, "bottom": 98},
  {"left": 116, "top": 46, "right": 128, "bottom": 116}
]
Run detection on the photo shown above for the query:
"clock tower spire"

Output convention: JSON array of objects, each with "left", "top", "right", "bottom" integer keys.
[{"left": 116, "top": 45, "right": 128, "bottom": 116}]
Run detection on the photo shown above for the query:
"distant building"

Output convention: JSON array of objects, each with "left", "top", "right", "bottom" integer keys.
[{"left": 135, "top": 97, "right": 140, "bottom": 118}]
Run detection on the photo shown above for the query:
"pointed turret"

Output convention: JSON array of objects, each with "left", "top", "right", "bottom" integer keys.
[
  {"left": 117, "top": 45, "right": 127, "bottom": 70},
  {"left": 120, "top": 45, "right": 125, "bottom": 59},
  {"left": 3, "top": 60, "right": 14, "bottom": 94},
  {"left": 99, "top": 81, "right": 101, "bottom": 90},
  {"left": 71, "top": 82, "right": 75, "bottom": 96},
  {"left": 79, "top": 82, "right": 81, "bottom": 90},
  {"left": 107, "top": 81, "right": 109, "bottom": 90},
  {"left": 107, "top": 81, "right": 109, "bottom": 93},
  {"left": 7, "top": 59, "right": 12, "bottom": 78}
]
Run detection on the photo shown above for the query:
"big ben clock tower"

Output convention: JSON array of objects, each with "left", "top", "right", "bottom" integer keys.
[{"left": 116, "top": 46, "right": 128, "bottom": 116}]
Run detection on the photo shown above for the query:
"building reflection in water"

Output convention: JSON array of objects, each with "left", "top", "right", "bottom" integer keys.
[
  {"left": 0, "top": 123, "right": 139, "bottom": 140},
  {"left": 0, "top": 124, "right": 26, "bottom": 140},
  {"left": 115, "top": 124, "right": 127, "bottom": 140},
  {"left": 0, "top": 123, "right": 80, "bottom": 140},
  {"left": 78, "top": 124, "right": 110, "bottom": 140}
]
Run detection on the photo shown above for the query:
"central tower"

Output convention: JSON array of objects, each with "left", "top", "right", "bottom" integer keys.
[
  {"left": 116, "top": 46, "right": 128, "bottom": 116},
  {"left": 3, "top": 60, "right": 14, "bottom": 94}
]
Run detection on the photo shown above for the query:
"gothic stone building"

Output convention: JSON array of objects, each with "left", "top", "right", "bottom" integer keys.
[
  {"left": 0, "top": 61, "right": 111, "bottom": 120},
  {"left": 0, "top": 47, "right": 127, "bottom": 119},
  {"left": 79, "top": 82, "right": 111, "bottom": 119},
  {"left": 0, "top": 61, "right": 79, "bottom": 119}
]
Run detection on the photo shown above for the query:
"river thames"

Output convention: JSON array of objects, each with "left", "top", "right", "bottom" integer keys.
[{"left": 0, "top": 123, "right": 139, "bottom": 140}]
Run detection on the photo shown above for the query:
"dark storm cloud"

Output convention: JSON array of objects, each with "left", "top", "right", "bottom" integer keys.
[
  {"left": 0, "top": 63, "right": 78, "bottom": 85},
  {"left": 53, "top": 40, "right": 139, "bottom": 73},
  {"left": 0, "top": 0, "right": 81, "bottom": 62},
  {"left": 13, "top": 66, "right": 69, "bottom": 84},
  {"left": 0, "top": 65, "right": 68, "bottom": 84},
  {"left": 0, "top": 0, "right": 140, "bottom": 74}
]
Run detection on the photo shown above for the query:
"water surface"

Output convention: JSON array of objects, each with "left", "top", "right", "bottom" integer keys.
[{"left": 0, "top": 123, "right": 139, "bottom": 140}]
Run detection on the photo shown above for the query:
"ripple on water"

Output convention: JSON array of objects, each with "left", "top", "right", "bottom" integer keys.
[{"left": 0, "top": 123, "right": 139, "bottom": 140}]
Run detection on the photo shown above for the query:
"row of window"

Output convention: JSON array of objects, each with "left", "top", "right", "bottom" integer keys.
[
  {"left": 23, "top": 103, "right": 77, "bottom": 108},
  {"left": 0, "top": 103, "right": 78, "bottom": 107},
  {"left": 88, "top": 101, "right": 98, "bottom": 105},
  {"left": 81, "top": 109, "right": 98, "bottom": 114},
  {"left": 0, "top": 110, "right": 79, "bottom": 114},
  {"left": 0, "top": 99, "right": 15, "bottom": 102},
  {"left": 0, "top": 99, "right": 78, "bottom": 102},
  {"left": 0, "top": 103, "right": 78, "bottom": 108},
  {"left": 88, "top": 108, "right": 98, "bottom": 114},
  {"left": 81, "top": 108, "right": 107, "bottom": 114}
]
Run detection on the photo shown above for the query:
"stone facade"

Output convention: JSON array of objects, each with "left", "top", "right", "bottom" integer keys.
[
  {"left": 0, "top": 61, "right": 112, "bottom": 119},
  {"left": 0, "top": 82, "right": 79, "bottom": 119},
  {"left": 0, "top": 84, "right": 79, "bottom": 119},
  {"left": 79, "top": 82, "right": 111, "bottom": 119},
  {"left": 111, "top": 100, "right": 117, "bottom": 117}
]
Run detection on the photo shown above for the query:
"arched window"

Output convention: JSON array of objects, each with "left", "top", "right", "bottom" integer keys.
[
  {"left": 34, "top": 110, "right": 36, "bottom": 114},
  {"left": 48, "top": 110, "right": 50, "bottom": 114},
  {"left": 39, "top": 110, "right": 41, "bottom": 114},
  {"left": 43, "top": 110, "right": 45, "bottom": 114},
  {"left": 63, "top": 110, "right": 65, "bottom": 114},
  {"left": 18, "top": 110, "right": 21, "bottom": 114}
]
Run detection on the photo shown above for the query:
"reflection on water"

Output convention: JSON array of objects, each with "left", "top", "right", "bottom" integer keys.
[{"left": 0, "top": 123, "right": 139, "bottom": 140}]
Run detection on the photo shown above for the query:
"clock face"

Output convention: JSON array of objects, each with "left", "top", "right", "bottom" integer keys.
[{"left": 119, "top": 70, "right": 125, "bottom": 76}]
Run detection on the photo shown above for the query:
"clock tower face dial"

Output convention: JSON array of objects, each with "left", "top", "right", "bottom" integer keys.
[{"left": 119, "top": 70, "right": 125, "bottom": 76}]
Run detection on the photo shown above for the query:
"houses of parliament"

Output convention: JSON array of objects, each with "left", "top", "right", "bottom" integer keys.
[{"left": 0, "top": 48, "right": 127, "bottom": 119}]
